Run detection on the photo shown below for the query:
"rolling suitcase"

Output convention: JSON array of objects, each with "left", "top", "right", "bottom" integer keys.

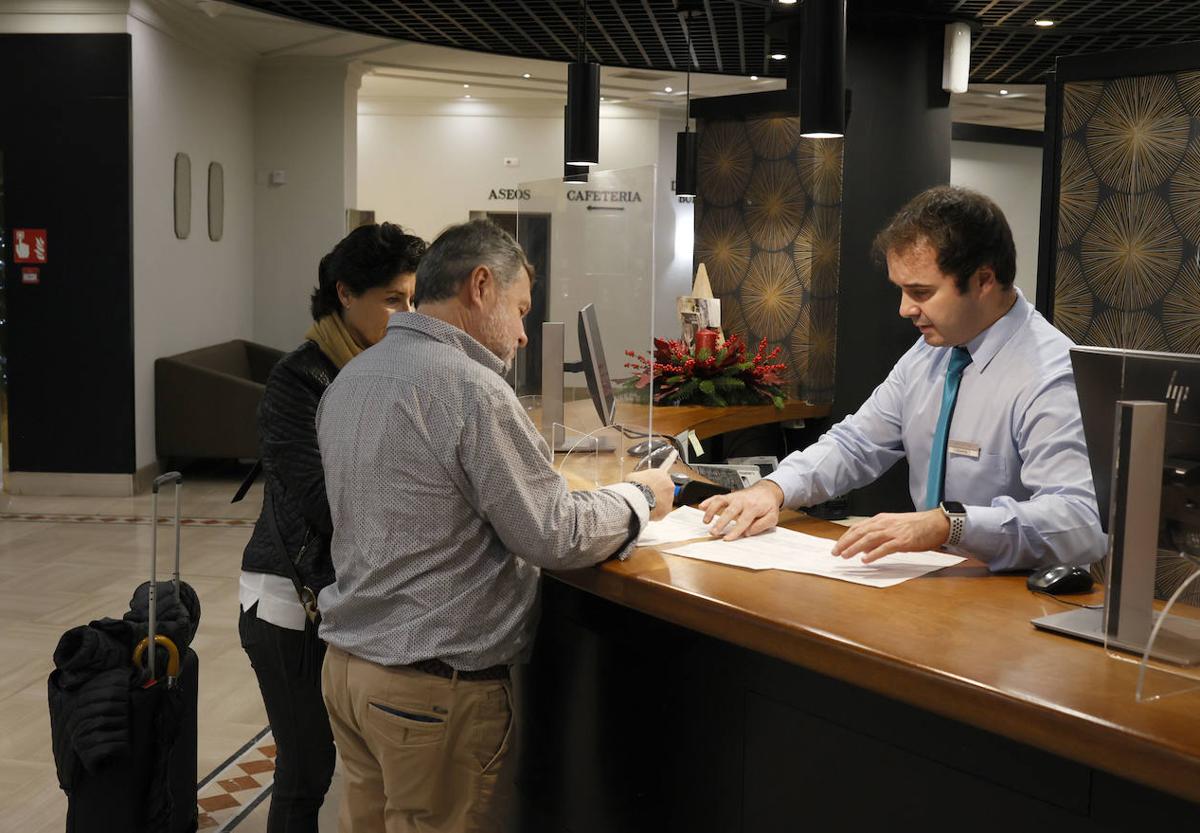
[{"left": 63, "top": 472, "right": 199, "bottom": 833}]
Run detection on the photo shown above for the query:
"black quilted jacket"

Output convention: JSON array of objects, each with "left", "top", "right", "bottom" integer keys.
[{"left": 241, "top": 339, "right": 339, "bottom": 592}]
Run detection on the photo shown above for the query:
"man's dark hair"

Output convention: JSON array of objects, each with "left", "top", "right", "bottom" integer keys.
[
  {"left": 415, "top": 219, "right": 533, "bottom": 306},
  {"left": 310, "top": 223, "right": 428, "bottom": 320},
  {"left": 871, "top": 185, "right": 1016, "bottom": 292}
]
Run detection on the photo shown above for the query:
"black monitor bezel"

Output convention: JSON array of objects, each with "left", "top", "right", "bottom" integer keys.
[{"left": 577, "top": 303, "right": 616, "bottom": 427}]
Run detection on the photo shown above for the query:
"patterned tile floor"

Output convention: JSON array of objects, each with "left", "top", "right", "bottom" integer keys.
[
  {"left": 0, "top": 512, "right": 256, "bottom": 527},
  {"left": 197, "top": 728, "right": 276, "bottom": 830}
]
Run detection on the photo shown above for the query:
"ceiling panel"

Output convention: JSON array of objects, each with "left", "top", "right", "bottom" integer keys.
[{"left": 227, "top": 1, "right": 1200, "bottom": 84}]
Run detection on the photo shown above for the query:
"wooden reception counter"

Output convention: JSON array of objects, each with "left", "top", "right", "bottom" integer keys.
[
  {"left": 608, "top": 399, "right": 831, "bottom": 440},
  {"left": 516, "top": 507, "right": 1200, "bottom": 831},
  {"left": 558, "top": 397, "right": 831, "bottom": 442}
]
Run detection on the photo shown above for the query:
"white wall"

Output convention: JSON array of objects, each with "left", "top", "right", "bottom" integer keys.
[
  {"left": 128, "top": 0, "right": 256, "bottom": 468},
  {"left": 950, "top": 139, "right": 1043, "bottom": 300},
  {"left": 254, "top": 60, "right": 360, "bottom": 351},
  {"left": 357, "top": 97, "right": 666, "bottom": 242},
  {"left": 357, "top": 97, "right": 694, "bottom": 375},
  {"left": 1, "top": 0, "right": 259, "bottom": 472}
]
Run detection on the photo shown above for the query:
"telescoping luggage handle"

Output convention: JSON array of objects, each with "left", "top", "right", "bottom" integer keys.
[{"left": 144, "top": 471, "right": 183, "bottom": 684}]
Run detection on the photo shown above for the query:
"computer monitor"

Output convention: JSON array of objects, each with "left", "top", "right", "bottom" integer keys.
[
  {"left": 577, "top": 303, "right": 616, "bottom": 427},
  {"left": 1033, "top": 346, "right": 1200, "bottom": 665},
  {"left": 1072, "top": 345, "right": 1200, "bottom": 551}
]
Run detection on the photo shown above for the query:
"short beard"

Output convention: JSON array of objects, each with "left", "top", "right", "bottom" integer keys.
[{"left": 479, "top": 307, "right": 516, "bottom": 371}]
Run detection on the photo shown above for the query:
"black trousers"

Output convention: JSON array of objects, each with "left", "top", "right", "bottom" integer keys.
[{"left": 239, "top": 604, "right": 336, "bottom": 833}]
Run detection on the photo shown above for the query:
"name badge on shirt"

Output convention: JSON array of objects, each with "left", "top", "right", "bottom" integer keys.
[{"left": 948, "top": 440, "right": 981, "bottom": 459}]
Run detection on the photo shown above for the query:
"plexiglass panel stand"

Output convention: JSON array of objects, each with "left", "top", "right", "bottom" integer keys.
[{"left": 1033, "top": 400, "right": 1200, "bottom": 666}]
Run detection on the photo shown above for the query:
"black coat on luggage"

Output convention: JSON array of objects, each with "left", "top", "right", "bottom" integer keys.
[{"left": 49, "top": 581, "right": 201, "bottom": 833}]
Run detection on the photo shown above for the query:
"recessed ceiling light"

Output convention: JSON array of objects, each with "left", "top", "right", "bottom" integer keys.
[
  {"left": 522, "top": 73, "right": 531, "bottom": 79},
  {"left": 1034, "top": 19, "right": 1055, "bottom": 27},
  {"left": 464, "top": 94, "right": 471, "bottom": 99},
  {"left": 600, "top": 96, "right": 606, "bottom": 102},
  {"left": 665, "top": 86, "right": 673, "bottom": 93},
  {"left": 779, "top": 0, "right": 798, "bottom": 4},
  {"left": 750, "top": 75, "right": 759, "bottom": 81},
  {"left": 463, "top": 84, "right": 470, "bottom": 89},
  {"left": 1000, "top": 89, "right": 1009, "bottom": 95},
  {"left": 770, "top": 52, "right": 787, "bottom": 61}
]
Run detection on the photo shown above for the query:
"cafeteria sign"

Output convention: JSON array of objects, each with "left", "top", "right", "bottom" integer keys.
[{"left": 566, "top": 189, "right": 642, "bottom": 203}]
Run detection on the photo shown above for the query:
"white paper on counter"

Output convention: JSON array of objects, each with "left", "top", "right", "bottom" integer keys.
[
  {"left": 637, "top": 505, "right": 715, "bottom": 547},
  {"left": 662, "top": 525, "right": 964, "bottom": 588}
]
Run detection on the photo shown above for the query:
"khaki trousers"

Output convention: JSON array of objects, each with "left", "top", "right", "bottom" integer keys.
[{"left": 321, "top": 645, "right": 514, "bottom": 833}]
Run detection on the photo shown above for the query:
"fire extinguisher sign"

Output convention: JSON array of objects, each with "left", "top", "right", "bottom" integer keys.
[{"left": 13, "top": 228, "right": 48, "bottom": 264}]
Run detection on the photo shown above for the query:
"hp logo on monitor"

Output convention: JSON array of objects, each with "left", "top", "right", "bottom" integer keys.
[{"left": 1167, "top": 371, "right": 1190, "bottom": 415}]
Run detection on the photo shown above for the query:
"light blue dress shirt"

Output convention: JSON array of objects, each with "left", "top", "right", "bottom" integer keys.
[{"left": 765, "top": 289, "right": 1106, "bottom": 571}]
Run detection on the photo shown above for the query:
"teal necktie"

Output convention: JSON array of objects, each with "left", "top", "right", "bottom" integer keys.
[{"left": 925, "top": 346, "right": 973, "bottom": 510}]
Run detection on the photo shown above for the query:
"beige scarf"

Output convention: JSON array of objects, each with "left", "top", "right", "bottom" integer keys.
[{"left": 305, "top": 313, "right": 363, "bottom": 369}]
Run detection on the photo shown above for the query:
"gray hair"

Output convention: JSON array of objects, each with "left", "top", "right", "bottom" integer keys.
[{"left": 414, "top": 219, "right": 533, "bottom": 306}]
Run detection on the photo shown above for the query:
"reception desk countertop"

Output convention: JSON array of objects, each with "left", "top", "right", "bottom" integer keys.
[{"left": 549, "top": 513, "right": 1200, "bottom": 805}]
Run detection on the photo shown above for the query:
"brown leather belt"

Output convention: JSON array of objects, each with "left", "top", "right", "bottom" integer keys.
[{"left": 408, "top": 657, "right": 509, "bottom": 682}]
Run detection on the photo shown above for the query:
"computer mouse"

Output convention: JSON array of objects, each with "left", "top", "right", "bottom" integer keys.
[
  {"left": 1026, "top": 564, "right": 1095, "bottom": 595},
  {"left": 670, "top": 472, "right": 691, "bottom": 486}
]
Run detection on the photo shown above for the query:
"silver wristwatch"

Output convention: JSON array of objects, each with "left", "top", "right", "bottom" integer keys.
[
  {"left": 939, "top": 500, "right": 966, "bottom": 547},
  {"left": 632, "top": 482, "right": 656, "bottom": 511}
]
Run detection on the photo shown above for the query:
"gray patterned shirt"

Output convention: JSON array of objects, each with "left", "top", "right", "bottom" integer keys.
[{"left": 316, "top": 313, "right": 648, "bottom": 670}]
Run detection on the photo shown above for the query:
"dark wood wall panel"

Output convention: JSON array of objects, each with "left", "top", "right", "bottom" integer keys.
[{"left": 0, "top": 34, "right": 134, "bottom": 474}]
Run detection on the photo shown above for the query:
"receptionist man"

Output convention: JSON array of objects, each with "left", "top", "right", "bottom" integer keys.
[{"left": 701, "top": 185, "right": 1106, "bottom": 571}]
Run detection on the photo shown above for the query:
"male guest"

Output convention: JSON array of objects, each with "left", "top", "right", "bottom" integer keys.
[
  {"left": 703, "top": 185, "right": 1105, "bottom": 571},
  {"left": 316, "top": 219, "right": 674, "bottom": 832}
]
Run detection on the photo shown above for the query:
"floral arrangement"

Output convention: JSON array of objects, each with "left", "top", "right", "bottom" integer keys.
[{"left": 622, "top": 332, "right": 788, "bottom": 409}]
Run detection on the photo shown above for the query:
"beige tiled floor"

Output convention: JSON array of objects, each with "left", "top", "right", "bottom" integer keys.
[{"left": 0, "top": 473, "right": 343, "bottom": 831}]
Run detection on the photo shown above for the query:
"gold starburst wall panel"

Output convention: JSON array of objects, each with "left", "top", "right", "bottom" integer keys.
[
  {"left": 695, "top": 115, "right": 844, "bottom": 403},
  {"left": 1053, "top": 69, "right": 1200, "bottom": 357}
]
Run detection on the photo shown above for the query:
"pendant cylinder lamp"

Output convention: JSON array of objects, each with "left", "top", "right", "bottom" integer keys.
[
  {"left": 563, "top": 106, "right": 588, "bottom": 182},
  {"left": 675, "top": 129, "right": 697, "bottom": 197},
  {"left": 942, "top": 21, "right": 971, "bottom": 94},
  {"left": 566, "top": 61, "right": 600, "bottom": 166},
  {"left": 800, "top": 0, "right": 846, "bottom": 138},
  {"left": 675, "top": 5, "right": 698, "bottom": 197}
]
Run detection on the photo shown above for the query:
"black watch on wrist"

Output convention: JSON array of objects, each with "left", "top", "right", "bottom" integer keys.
[
  {"left": 632, "top": 482, "right": 656, "bottom": 511},
  {"left": 939, "top": 500, "right": 966, "bottom": 547}
]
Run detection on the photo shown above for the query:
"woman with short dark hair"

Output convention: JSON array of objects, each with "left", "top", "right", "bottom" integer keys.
[{"left": 239, "top": 222, "right": 426, "bottom": 833}]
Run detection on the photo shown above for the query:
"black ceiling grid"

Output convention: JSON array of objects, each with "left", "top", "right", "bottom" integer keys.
[
  {"left": 231, "top": 1, "right": 1200, "bottom": 85},
  {"left": 235, "top": 0, "right": 783, "bottom": 77},
  {"left": 954, "top": 0, "right": 1200, "bottom": 83}
]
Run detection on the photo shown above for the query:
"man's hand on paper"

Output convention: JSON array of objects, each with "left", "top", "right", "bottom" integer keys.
[
  {"left": 830, "top": 509, "right": 950, "bottom": 563},
  {"left": 625, "top": 469, "right": 675, "bottom": 521},
  {"left": 700, "top": 479, "right": 784, "bottom": 540}
]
